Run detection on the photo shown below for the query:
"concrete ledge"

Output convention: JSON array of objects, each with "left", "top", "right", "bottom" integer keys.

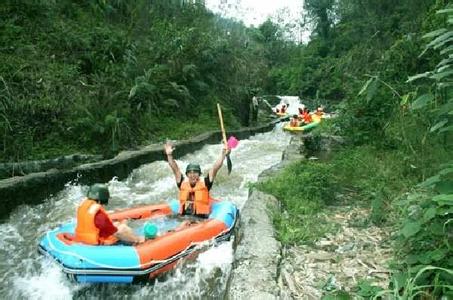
[
  {"left": 228, "top": 189, "right": 281, "bottom": 300},
  {"left": 0, "top": 120, "right": 280, "bottom": 220}
]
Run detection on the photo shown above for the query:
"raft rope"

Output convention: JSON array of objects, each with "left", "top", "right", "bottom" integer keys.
[{"left": 43, "top": 219, "right": 236, "bottom": 272}]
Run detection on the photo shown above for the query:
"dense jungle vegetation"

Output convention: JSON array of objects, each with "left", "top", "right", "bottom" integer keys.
[
  {"left": 1, "top": 0, "right": 452, "bottom": 298},
  {"left": 256, "top": 0, "right": 452, "bottom": 298}
]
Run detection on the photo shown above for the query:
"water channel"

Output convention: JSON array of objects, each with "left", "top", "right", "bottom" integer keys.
[{"left": 0, "top": 97, "right": 301, "bottom": 299}]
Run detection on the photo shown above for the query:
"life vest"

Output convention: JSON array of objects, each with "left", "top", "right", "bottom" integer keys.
[
  {"left": 311, "top": 111, "right": 324, "bottom": 122},
  {"left": 289, "top": 118, "right": 299, "bottom": 127},
  {"left": 312, "top": 113, "right": 323, "bottom": 123},
  {"left": 303, "top": 112, "right": 312, "bottom": 123},
  {"left": 75, "top": 199, "right": 118, "bottom": 245},
  {"left": 179, "top": 178, "right": 211, "bottom": 215}
]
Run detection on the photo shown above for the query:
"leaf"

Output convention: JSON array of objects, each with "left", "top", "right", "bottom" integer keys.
[
  {"left": 432, "top": 194, "right": 453, "bottom": 206},
  {"left": 410, "top": 93, "right": 434, "bottom": 110},
  {"left": 423, "top": 207, "right": 437, "bottom": 222},
  {"left": 440, "top": 45, "right": 453, "bottom": 55},
  {"left": 358, "top": 78, "right": 373, "bottom": 96},
  {"left": 366, "top": 79, "right": 379, "bottom": 102},
  {"left": 407, "top": 72, "right": 431, "bottom": 82},
  {"left": 430, "top": 119, "right": 448, "bottom": 132},
  {"left": 426, "top": 32, "right": 453, "bottom": 50},
  {"left": 435, "top": 181, "right": 453, "bottom": 194},
  {"left": 439, "top": 168, "right": 453, "bottom": 176},
  {"left": 439, "top": 125, "right": 453, "bottom": 133},
  {"left": 437, "top": 8, "right": 453, "bottom": 15},
  {"left": 400, "top": 93, "right": 411, "bottom": 106},
  {"left": 429, "top": 249, "right": 446, "bottom": 261},
  {"left": 401, "top": 221, "right": 421, "bottom": 238},
  {"left": 422, "top": 28, "right": 447, "bottom": 39},
  {"left": 418, "top": 253, "right": 432, "bottom": 264},
  {"left": 430, "top": 70, "right": 453, "bottom": 80},
  {"left": 128, "top": 85, "right": 138, "bottom": 99},
  {"left": 419, "top": 174, "right": 440, "bottom": 187},
  {"left": 406, "top": 255, "right": 419, "bottom": 265},
  {"left": 162, "top": 98, "right": 179, "bottom": 108}
]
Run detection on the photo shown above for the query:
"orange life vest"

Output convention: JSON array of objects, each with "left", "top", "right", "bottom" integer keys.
[
  {"left": 75, "top": 199, "right": 118, "bottom": 245},
  {"left": 179, "top": 178, "right": 211, "bottom": 215},
  {"left": 289, "top": 118, "right": 299, "bottom": 127},
  {"left": 303, "top": 112, "right": 312, "bottom": 123}
]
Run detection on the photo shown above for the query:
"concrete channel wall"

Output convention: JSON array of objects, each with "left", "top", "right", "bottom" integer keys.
[{"left": 0, "top": 120, "right": 282, "bottom": 220}]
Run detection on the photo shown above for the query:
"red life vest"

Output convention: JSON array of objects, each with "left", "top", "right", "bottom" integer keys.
[
  {"left": 179, "top": 178, "right": 211, "bottom": 215},
  {"left": 74, "top": 199, "right": 118, "bottom": 245}
]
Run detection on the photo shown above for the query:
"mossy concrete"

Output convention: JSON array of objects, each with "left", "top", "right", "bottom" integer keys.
[{"left": 0, "top": 121, "right": 280, "bottom": 220}]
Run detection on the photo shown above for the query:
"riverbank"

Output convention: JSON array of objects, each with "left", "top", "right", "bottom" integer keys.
[{"left": 228, "top": 133, "right": 394, "bottom": 299}]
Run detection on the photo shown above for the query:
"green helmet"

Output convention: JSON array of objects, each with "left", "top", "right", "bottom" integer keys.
[
  {"left": 185, "top": 163, "right": 201, "bottom": 175},
  {"left": 87, "top": 183, "right": 110, "bottom": 205}
]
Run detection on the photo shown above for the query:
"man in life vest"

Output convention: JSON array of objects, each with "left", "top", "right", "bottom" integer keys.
[
  {"left": 312, "top": 106, "right": 324, "bottom": 122},
  {"left": 280, "top": 104, "right": 287, "bottom": 113},
  {"left": 75, "top": 183, "right": 145, "bottom": 245},
  {"left": 289, "top": 114, "right": 299, "bottom": 127},
  {"left": 302, "top": 108, "right": 313, "bottom": 124},
  {"left": 164, "top": 142, "right": 229, "bottom": 217}
]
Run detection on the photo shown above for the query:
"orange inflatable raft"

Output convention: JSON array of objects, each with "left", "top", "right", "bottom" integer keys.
[{"left": 38, "top": 199, "right": 239, "bottom": 283}]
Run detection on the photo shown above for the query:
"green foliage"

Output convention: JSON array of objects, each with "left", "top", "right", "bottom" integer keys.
[
  {"left": 257, "top": 161, "right": 337, "bottom": 245},
  {"left": 0, "top": 0, "right": 267, "bottom": 161},
  {"left": 257, "top": 145, "right": 418, "bottom": 244}
]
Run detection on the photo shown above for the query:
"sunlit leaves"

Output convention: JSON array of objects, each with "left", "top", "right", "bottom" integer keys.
[{"left": 430, "top": 119, "right": 448, "bottom": 132}]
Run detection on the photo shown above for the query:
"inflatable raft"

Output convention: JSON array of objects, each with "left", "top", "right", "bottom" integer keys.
[
  {"left": 275, "top": 112, "right": 288, "bottom": 117},
  {"left": 283, "top": 120, "right": 320, "bottom": 132},
  {"left": 38, "top": 199, "right": 239, "bottom": 283}
]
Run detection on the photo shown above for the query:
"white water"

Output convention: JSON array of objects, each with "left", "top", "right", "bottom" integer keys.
[
  {"left": 273, "top": 95, "right": 304, "bottom": 116},
  {"left": 0, "top": 99, "right": 298, "bottom": 298}
]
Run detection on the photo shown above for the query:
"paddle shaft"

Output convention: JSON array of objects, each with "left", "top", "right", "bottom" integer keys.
[
  {"left": 217, "top": 103, "right": 232, "bottom": 174},
  {"left": 217, "top": 103, "right": 228, "bottom": 147}
]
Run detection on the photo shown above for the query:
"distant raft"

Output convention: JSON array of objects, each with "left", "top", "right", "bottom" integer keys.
[
  {"left": 283, "top": 120, "right": 320, "bottom": 132},
  {"left": 38, "top": 199, "right": 239, "bottom": 284}
]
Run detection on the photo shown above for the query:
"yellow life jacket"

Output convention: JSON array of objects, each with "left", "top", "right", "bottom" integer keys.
[
  {"left": 312, "top": 113, "right": 323, "bottom": 123},
  {"left": 179, "top": 178, "right": 211, "bottom": 215},
  {"left": 74, "top": 199, "right": 118, "bottom": 245}
]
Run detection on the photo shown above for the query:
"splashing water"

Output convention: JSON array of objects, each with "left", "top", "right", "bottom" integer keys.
[{"left": 0, "top": 124, "right": 294, "bottom": 298}]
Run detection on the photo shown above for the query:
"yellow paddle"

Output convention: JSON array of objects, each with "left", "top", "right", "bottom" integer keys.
[{"left": 217, "top": 103, "right": 232, "bottom": 174}]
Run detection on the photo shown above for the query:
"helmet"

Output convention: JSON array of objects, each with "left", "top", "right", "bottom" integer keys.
[
  {"left": 185, "top": 163, "right": 201, "bottom": 175},
  {"left": 144, "top": 222, "right": 158, "bottom": 239},
  {"left": 87, "top": 183, "right": 110, "bottom": 205}
]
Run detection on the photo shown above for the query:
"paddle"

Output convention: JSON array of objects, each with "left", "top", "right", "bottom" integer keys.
[{"left": 217, "top": 103, "right": 232, "bottom": 174}]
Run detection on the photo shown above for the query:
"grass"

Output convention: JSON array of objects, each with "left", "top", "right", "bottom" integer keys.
[{"left": 256, "top": 145, "right": 420, "bottom": 246}]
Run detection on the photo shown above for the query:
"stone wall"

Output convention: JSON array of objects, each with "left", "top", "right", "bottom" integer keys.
[{"left": 0, "top": 121, "right": 280, "bottom": 220}]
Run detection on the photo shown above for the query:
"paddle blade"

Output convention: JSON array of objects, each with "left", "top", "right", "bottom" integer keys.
[
  {"left": 227, "top": 136, "right": 239, "bottom": 149},
  {"left": 226, "top": 154, "right": 232, "bottom": 175}
]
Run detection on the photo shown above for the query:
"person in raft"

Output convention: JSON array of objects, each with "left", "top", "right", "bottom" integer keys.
[
  {"left": 75, "top": 183, "right": 145, "bottom": 245},
  {"left": 164, "top": 141, "right": 230, "bottom": 217},
  {"left": 289, "top": 114, "right": 299, "bottom": 127}
]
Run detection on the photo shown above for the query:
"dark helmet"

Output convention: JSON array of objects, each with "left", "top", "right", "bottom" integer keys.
[
  {"left": 185, "top": 163, "right": 201, "bottom": 175},
  {"left": 87, "top": 183, "right": 110, "bottom": 205}
]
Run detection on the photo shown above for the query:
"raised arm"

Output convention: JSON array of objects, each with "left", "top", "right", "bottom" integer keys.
[
  {"left": 208, "top": 146, "right": 230, "bottom": 181},
  {"left": 164, "top": 141, "right": 181, "bottom": 182}
]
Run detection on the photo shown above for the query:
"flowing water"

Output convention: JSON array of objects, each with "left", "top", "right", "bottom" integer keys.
[{"left": 0, "top": 97, "right": 300, "bottom": 299}]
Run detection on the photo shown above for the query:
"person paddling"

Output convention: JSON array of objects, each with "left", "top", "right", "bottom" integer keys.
[
  {"left": 75, "top": 184, "right": 145, "bottom": 245},
  {"left": 164, "top": 142, "right": 229, "bottom": 217}
]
